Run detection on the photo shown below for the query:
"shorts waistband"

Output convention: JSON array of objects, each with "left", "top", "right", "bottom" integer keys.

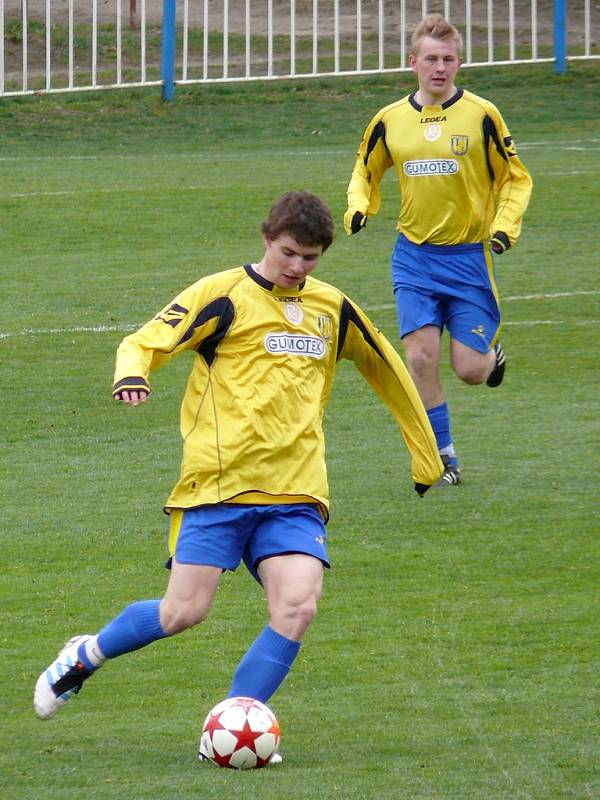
[{"left": 397, "top": 233, "right": 484, "bottom": 255}]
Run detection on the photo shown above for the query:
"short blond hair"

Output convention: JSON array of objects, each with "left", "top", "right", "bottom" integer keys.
[{"left": 410, "top": 13, "right": 463, "bottom": 57}]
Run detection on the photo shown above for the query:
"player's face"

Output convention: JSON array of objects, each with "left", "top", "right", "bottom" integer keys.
[
  {"left": 260, "top": 233, "right": 323, "bottom": 289},
  {"left": 409, "top": 36, "right": 462, "bottom": 104}
]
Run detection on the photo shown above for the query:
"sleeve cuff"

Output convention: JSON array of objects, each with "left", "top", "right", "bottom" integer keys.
[{"left": 112, "top": 376, "right": 150, "bottom": 397}]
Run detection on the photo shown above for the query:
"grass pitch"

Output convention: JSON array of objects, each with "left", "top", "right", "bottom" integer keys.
[{"left": 1, "top": 62, "right": 599, "bottom": 800}]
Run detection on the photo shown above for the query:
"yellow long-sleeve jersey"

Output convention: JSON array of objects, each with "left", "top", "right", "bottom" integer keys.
[
  {"left": 113, "top": 265, "right": 443, "bottom": 519},
  {"left": 347, "top": 88, "right": 532, "bottom": 247}
]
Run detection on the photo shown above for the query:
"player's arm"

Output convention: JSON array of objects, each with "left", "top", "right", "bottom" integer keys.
[
  {"left": 484, "top": 106, "right": 533, "bottom": 252},
  {"left": 337, "top": 296, "right": 444, "bottom": 492},
  {"left": 112, "top": 280, "right": 229, "bottom": 402},
  {"left": 345, "top": 111, "right": 393, "bottom": 235}
]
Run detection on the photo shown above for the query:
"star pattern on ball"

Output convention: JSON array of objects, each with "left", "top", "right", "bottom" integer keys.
[{"left": 202, "top": 697, "right": 280, "bottom": 769}]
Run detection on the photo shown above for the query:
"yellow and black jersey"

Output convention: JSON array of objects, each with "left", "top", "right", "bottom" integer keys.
[
  {"left": 113, "top": 265, "right": 443, "bottom": 518},
  {"left": 347, "top": 88, "right": 532, "bottom": 247}
]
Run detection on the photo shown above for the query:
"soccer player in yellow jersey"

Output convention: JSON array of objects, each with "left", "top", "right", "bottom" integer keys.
[
  {"left": 34, "top": 192, "right": 443, "bottom": 756},
  {"left": 345, "top": 14, "right": 532, "bottom": 486}
]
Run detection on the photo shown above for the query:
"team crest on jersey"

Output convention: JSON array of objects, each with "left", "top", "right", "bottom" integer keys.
[
  {"left": 424, "top": 124, "right": 442, "bottom": 142},
  {"left": 317, "top": 314, "right": 333, "bottom": 341},
  {"left": 451, "top": 135, "right": 469, "bottom": 156},
  {"left": 284, "top": 302, "right": 304, "bottom": 325}
]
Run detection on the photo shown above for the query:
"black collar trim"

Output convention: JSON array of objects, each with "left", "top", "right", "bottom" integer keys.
[
  {"left": 245, "top": 263, "right": 274, "bottom": 290},
  {"left": 409, "top": 88, "right": 464, "bottom": 112},
  {"left": 244, "top": 263, "right": 306, "bottom": 292}
]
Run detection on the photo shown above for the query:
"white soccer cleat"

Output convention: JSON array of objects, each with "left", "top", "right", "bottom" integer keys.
[{"left": 33, "top": 635, "right": 94, "bottom": 720}]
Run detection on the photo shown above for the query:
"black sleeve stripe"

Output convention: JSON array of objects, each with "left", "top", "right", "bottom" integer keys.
[
  {"left": 112, "top": 376, "right": 150, "bottom": 395},
  {"left": 337, "top": 297, "right": 388, "bottom": 363},
  {"left": 483, "top": 114, "right": 508, "bottom": 181},
  {"left": 177, "top": 297, "right": 235, "bottom": 367},
  {"left": 364, "top": 120, "right": 388, "bottom": 166}
]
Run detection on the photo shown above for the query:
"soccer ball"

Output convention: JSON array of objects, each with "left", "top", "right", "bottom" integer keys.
[{"left": 200, "top": 696, "right": 280, "bottom": 769}]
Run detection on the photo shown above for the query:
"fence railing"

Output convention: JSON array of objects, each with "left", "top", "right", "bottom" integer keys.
[{"left": 0, "top": 1, "right": 597, "bottom": 98}]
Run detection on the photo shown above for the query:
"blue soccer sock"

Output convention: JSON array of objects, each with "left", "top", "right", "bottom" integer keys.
[
  {"left": 427, "top": 401, "right": 458, "bottom": 467},
  {"left": 227, "top": 625, "right": 301, "bottom": 704},
  {"left": 77, "top": 599, "right": 168, "bottom": 671}
]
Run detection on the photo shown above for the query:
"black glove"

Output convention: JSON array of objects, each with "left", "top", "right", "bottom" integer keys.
[
  {"left": 344, "top": 208, "right": 368, "bottom": 236},
  {"left": 350, "top": 211, "right": 367, "bottom": 234},
  {"left": 490, "top": 231, "right": 510, "bottom": 254},
  {"left": 414, "top": 482, "right": 431, "bottom": 497}
]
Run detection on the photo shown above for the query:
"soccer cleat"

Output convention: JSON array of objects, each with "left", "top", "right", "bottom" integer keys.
[
  {"left": 435, "top": 454, "right": 461, "bottom": 488},
  {"left": 486, "top": 342, "right": 506, "bottom": 388},
  {"left": 33, "top": 635, "right": 94, "bottom": 720},
  {"left": 436, "top": 463, "right": 461, "bottom": 487}
]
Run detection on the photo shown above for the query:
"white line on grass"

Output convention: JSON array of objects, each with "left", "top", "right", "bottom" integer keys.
[
  {"left": 1, "top": 139, "right": 598, "bottom": 163},
  {"left": 2, "top": 316, "right": 598, "bottom": 342},
  {"left": 0, "top": 324, "right": 138, "bottom": 340},
  {"left": 4, "top": 161, "right": 598, "bottom": 200},
  {"left": 1, "top": 182, "right": 294, "bottom": 199},
  {"left": 363, "top": 289, "right": 600, "bottom": 312}
]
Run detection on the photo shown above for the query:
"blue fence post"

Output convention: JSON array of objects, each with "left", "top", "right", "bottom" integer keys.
[
  {"left": 553, "top": 0, "right": 567, "bottom": 74},
  {"left": 161, "top": 0, "right": 177, "bottom": 100}
]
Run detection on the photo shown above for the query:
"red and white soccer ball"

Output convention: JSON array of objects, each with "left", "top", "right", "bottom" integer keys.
[{"left": 200, "top": 696, "right": 280, "bottom": 769}]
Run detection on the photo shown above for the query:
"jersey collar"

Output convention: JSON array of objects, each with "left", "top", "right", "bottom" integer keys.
[
  {"left": 244, "top": 263, "right": 306, "bottom": 292},
  {"left": 408, "top": 87, "right": 464, "bottom": 112}
]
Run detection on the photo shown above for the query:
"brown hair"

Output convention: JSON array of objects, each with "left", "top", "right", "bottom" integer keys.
[
  {"left": 261, "top": 191, "right": 334, "bottom": 252},
  {"left": 410, "top": 13, "right": 463, "bottom": 57}
]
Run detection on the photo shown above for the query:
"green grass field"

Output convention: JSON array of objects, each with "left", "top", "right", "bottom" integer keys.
[{"left": 1, "top": 62, "right": 599, "bottom": 800}]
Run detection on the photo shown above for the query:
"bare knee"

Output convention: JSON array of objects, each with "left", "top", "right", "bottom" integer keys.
[
  {"left": 271, "top": 596, "right": 318, "bottom": 641},
  {"left": 403, "top": 329, "right": 441, "bottom": 381},
  {"left": 406, "top": 340, "right": 440, "bottom": 380},
  {"left": 159, "top": 599, "right": 209, "bottom": 635},
  {"left": 453, "top": 352, "right": 494, "bottom": 384},
  {"left": 453, "top": 363, "right": 489, "bottom": 384},
  {"left": 450, "top": 340, "right": 494, "bottom": 385}
]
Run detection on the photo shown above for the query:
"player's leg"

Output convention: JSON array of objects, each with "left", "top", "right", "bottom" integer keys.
[
  {"left": 227, "top": 554, "right": 323, "bottom": 704},
  {"left": 33, "top": 563, "right": 222, "bottom": 721},
  {"left": 401, "top": 325, "right": 460, "bottom": 482},
  {"left": 391, "top": 235, "right": 460, "bottom": 481},
  {"left": 34, "top": 506, "right": 239, "bottom": 720},
  {"left": 446, "top": 244, "right": 505, "bottom": 389},
  {"left": 401, "top": 325, "right": 444, "bottom": 407},
  {"left": 227, "top": 505, "right": 327, "bottom": 704},
  {"left": 450, "top": 338, "right": 496, "bottom": 385}
]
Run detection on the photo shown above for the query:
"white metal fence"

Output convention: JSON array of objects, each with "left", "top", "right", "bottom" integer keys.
[{"left": 0, "top": 1, "right": 598, "bottom": 97}]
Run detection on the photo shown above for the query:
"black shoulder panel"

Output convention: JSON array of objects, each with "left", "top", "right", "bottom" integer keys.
[
  {"left": 483, "top": 114, "right": 508, "bottom": 182},
  {"left": 337, "top": 297, "right": 387, "bottom": 362},
  {"left": 178, "top": 297, "right": 235, "bottom": 367},
  {"left": 364, "top": 120, "right": 388, "bottom": 166}
]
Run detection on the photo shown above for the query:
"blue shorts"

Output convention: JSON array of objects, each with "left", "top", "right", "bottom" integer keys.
[
  {"left": 391, "top": 234, "right": 501, "bottom": 353},
  {"left": 166, "top": 503, "right": 329, "bottom": 583}
]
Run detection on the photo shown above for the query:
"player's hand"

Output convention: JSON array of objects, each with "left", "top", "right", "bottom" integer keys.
[
  {"left": 414, "top": 482, "right": 431, "bottom": 497},
  {"left": 344, "top": 208, "right": 368, "bottom": 236},
  {"left": 490, "top": 231, "right": 510, "bottom": 254},
  {"left": 115, "top": 389, "right": 148, "bottom": 406}
]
